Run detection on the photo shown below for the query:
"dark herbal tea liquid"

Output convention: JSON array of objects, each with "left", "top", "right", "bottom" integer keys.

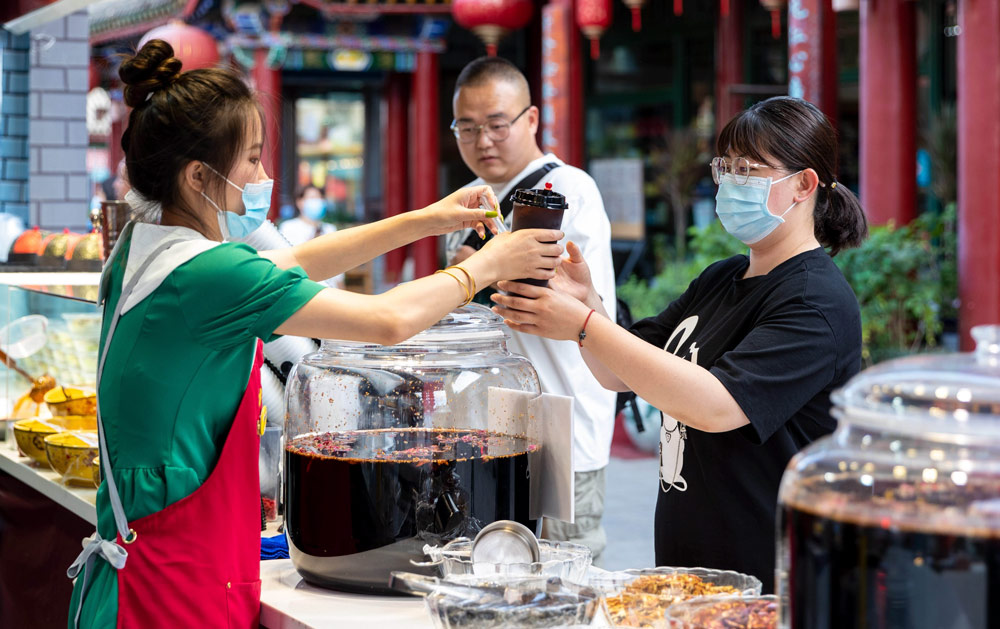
[
  {"left": 782, "top": 480, "right": 1000, "bottom": 629},
  {"left": 285, "top": 428, "right": 534, "bottom": 594}
]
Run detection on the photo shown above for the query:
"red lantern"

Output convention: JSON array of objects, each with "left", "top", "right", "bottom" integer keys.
[
  {"left": 759, "top": 0, "right": 785, "bottom": 39},
  {"left": 139, "top": 20, "right": 220, "bottom": 70},
  {"left": 720, "top": 0, "right": 730, "bottom": 18},
  {"left": 576, "top": 0, "right": 612, "bottom": 60},
  {"left": 452, "top": 0, "right": 534, "bottom": 57},
  {"left": 674, "top": 0, "right": 682, "bottom": 17},
  {"left": 622, "top": 0, "right": 647, "bottom": 31}
]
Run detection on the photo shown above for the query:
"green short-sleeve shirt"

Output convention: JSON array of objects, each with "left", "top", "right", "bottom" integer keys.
[{"left": 69, "top": 226, "right": 324, "bottom": 628}]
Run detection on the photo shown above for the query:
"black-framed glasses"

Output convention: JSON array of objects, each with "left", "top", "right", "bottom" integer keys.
[
  {"left": 711, "top": 156, "right": 774, "bottom": 185},
  {"left": 450, "top": 105, "right": 531, "bottom": 144}
]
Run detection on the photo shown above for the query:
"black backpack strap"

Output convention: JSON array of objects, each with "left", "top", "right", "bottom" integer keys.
[{"left": 462, "top": 162, "right": 560, "bottom": 251}]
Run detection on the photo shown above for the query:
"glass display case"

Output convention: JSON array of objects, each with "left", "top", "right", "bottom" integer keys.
[{"left": 0, "top": 273, "right": 101, "bottom": 442}]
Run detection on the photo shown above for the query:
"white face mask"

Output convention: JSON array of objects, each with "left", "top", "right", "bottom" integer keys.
[
  {"left": 714, "top": 171, "right": 802, "bottom": 245},
  {"left": 200, "top": 162, "right": 273, "bottom": 240}
]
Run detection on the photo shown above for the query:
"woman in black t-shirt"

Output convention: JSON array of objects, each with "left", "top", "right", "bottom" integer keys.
[{"left": 490, "top": 97, "right": 869, "bottom": 591}]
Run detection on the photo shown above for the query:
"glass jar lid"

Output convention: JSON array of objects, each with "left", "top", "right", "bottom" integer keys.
[
  {"left": 320, "top": 304, "right": 507, "bottom": 352},
  {"left": 832, "top": 325, "right": 1000, "bottom": 435}
]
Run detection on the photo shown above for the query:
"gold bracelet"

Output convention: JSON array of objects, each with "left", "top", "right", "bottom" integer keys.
[
  {"left": 448, "top": 265, "right": 477, "bottom": 302},
  {"left": 435, "top": 269, "right": 471, "bottom": 305}
]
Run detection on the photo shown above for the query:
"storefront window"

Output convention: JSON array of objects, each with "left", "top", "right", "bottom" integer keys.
[{"left": 294, "top": 93, "right": 365, "bottom": 222}]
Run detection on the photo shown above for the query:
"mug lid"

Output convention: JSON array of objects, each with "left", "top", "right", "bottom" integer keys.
[{"left": 510, "top": 184, "right": 568, "bottom": 210}]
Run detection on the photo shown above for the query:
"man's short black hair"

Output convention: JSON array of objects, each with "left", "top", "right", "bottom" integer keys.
[{"left": 455, "top": 56, "right": 529, "bottom": 95}]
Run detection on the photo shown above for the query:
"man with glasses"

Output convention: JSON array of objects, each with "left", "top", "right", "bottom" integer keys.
[{"left": 444, "top": 56, "right": 617, "bottom": 566}]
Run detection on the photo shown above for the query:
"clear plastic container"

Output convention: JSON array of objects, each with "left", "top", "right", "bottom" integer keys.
[
  {"left": 393, "top": 572, "right": 601, "bottom": 629},
  {"left": 777, "top": 325, "right": 1000, "bottom": 628},
  {"left": 590, "top": 567, "right": 762, "bottom": 628},
  {"left": 283, "top": 305, "right": 541, "bottom": 594},
  {"left": 664, "top": 594, "right": 777, "bottom": 628},
  {"left": 423, "top": 537, "right": 592, "bottom": 583},
  {"left": 259, "top": 425, "right": 281, "bottom": 521}
]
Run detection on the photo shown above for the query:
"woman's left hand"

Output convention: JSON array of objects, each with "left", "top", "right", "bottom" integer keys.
[
  {"left": 490, "top": 281, "right": 593, "bottom": 342},
  {"left": 420, "top": 185, "right": 501, "bottom": 238}
]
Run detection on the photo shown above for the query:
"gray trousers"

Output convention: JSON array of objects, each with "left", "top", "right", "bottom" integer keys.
[{"left": 541, "top": 467, "right": 607, "bottom": 567}]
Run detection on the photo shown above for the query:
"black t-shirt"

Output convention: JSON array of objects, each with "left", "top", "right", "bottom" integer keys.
[{"left": 629, "top": 248, "right": 861, "bottom": 593}]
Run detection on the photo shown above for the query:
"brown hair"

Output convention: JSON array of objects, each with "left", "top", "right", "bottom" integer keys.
[
  {"left": 118, "top": 39, "right": 263, "bottom": 228},
  {"left": 296, "top": 184, "right": 322, "bottom": 201},
  {"left": 717, "top": 96, "right": 868, "bottom": 256}
]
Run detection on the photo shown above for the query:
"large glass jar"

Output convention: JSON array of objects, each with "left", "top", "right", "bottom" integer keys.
[
  {"left": 777, "top": 326, "right": 1000, "bottom": 629},
  {"left": 283, "top": 305, "right": 541, "bottom": 594}
]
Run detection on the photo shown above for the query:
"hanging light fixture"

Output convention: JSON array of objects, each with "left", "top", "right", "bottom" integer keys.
[
  {"left": 759, "top": 0, "right": 786, "bottom": 39},
  {"left": 452, "top": 0, "right": 534, "bottom": 57},
  {"left": 720, "top": 0, "right": 730, "bottom": 18},
  {"left": 622, "top": 0, "right": 646, "bottom": 31},
  {"left": 674, "top": 0, "right": 682, "bottom": 17},
  {"left": 577, "top": 0, "right": 613, "bottom": 60},
  {"left": 139, "top": 20, "right": 220, "bottom": 70}
]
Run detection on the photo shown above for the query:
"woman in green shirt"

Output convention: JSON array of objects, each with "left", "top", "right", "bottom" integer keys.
[{"left": 67, "top": 39, "right": 563, "bottom": 629}]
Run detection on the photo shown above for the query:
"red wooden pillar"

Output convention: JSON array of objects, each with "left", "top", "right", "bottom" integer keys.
[
  {"left": 715, "top": 0, "right": 744, "bottom": 132},
  {"left": 383, "top": 73, "right": 409, "bottom": 285},
  {"left": 787, "top": 0, "right": 837, "bottom": 121},
  {"left": 957, "top": 0, "right": 1000, "bottom": 348},
  {"left": 253, "top": 48, "right": 283, "bottom": 221},
  {"left": 410, "top": 51, "right": 439, "bottom": 278},
  {"left": 540, "top": 0, "right": 579, "bottom": 163},
  {"left": 859, "top": 0, "right": 916, "bottom": 226}
]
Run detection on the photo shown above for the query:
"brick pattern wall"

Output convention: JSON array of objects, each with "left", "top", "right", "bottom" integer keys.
[
  {"left": 1, "top": 27, "right": 30, "bottom": 223},
  {"left": 29, "top": 10, "right": 90, "bottom": 230}
]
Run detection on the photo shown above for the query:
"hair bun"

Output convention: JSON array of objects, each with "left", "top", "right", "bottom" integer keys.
[{"left": 119, "top": 39, "right": 183, "bottom": 108}]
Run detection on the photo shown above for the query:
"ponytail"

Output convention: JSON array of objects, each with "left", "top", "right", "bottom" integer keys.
[{"left": 814, "top": 181, "right": 868, "bottom": 257}]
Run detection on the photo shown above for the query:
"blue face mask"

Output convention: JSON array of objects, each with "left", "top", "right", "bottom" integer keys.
[
  {"left": 714, "top": 171, "right": 801, "bottom": 245},
  {"left": 200, "top": 162, "right": 273, "bottom": 240},
  {"left": 301, "top": 197, "right": 327, "bottom": 221}
]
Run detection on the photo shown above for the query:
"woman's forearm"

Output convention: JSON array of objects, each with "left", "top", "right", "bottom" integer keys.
[
  {"left": 275, "top": 255, "right": 500, "bottom": 345},
  {"left": 576, "top": 297, "right": 630, "bottom": 391},
  {"left": 582, "top": 315, "right": 750, "bottom": 433},
  {"left": 264, "top": 213, "right": 426, "bottom": 281}
]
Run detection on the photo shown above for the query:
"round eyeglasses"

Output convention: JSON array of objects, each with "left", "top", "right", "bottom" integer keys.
[
  {"left": 711, "top": 156, "right": 774, "bottom": 186},
  {"left": 451, "top": 105, "right": 531, "bottom": 144}
]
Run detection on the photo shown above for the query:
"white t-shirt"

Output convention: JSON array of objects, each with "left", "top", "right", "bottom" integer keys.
[
  {"left": 279, "top": 217, "right": 337, "bottom": 245},
  {"left": 278, "top": 217, "right": 344, "bottom": 288},
  {"left": 447, "top": 154, "right": 618, "bottom": 472}
]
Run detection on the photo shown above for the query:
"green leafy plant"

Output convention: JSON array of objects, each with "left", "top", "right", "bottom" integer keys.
[
  {"left": 834, "top": 211, "right": 955, "bottom": 365},
  {"left": 648, "top": 129, "right": 711, "bottom": 259},
  {"left": 618, "top": 221, "right": 743, "bottom": 320}
]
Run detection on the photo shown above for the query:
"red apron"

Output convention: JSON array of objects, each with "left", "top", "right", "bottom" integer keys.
[{"left": 114, "top": 341, "right": 264, "bottom": 627}]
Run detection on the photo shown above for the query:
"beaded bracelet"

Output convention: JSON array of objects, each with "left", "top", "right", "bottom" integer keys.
[{"left": 578, "top": 309, "right": 596, "bottom": 347}]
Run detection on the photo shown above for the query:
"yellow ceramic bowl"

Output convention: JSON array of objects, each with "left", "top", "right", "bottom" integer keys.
[
  {"left": 45, "top": 431, "right": 100, "bottom": 487},
  {"left": 44, "top": 386, "right": 97, "bottom": 417},
  {"left": 12, "top": 416, "right": 97, "bottom": 466}
]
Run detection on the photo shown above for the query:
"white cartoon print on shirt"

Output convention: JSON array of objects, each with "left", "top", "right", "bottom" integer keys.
[{"left": 659, "top": 315, "right": 699, "bottom": 492}]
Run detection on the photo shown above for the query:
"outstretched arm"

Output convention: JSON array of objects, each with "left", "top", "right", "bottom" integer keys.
[
  {"left": 262, "top": 186, "right": 500, "bottom": 282},
  {"left": 492, "top": 282, "right": 749, "bottom": 433},
  {"left": 275, "top": 228, "right": 564, "bottom": 346}
]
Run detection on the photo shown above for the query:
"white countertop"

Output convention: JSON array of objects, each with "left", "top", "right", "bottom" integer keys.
[
  {"left": 259, "top": 560, "right": 433, "bottom": 629},
  {"left": 2, "top": 435, "right": 610, "bottom": 628},
  {"left": 0, "top": 436, "right": 436, "bottom": 628},
  {"left": 0, "top": 435, "right": 97, "bottom": 524}
]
